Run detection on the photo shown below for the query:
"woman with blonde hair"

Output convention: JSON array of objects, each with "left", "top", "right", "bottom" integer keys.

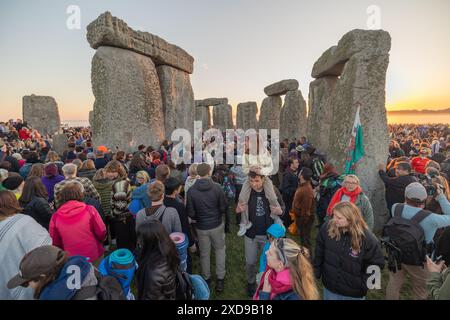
[
  {"left": 254, "top": 238, "right": 319, "bottom": 300},
  {"left": 78, "top": 159, "right": 97, "bottom": 181},
  {"left": 326, "top": 174, "right": 374, "bottom": 230},
  {"left": 184, "top": 163, "right": 198, "bottom": 195},
  {"left": 314, "top": 202, "right": 384, "bottom": 300},
  {"left": 135, "top": 170, "right": 150, "bottom": 187}
]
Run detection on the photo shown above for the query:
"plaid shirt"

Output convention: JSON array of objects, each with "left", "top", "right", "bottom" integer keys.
[{"left": 54, "top": 177, "right": 101, "bottom": 208}]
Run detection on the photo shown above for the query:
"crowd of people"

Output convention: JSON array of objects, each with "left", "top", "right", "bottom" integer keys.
[{"left": 0, "top": 119, "right": 450, "bottom": 300}]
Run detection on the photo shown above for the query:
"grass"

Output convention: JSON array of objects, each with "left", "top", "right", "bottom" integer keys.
[{"left": 122, "top": 204, "right": 415, "bottom": 300}]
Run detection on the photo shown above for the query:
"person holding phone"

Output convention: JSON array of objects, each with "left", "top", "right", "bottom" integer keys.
[{"left": 427, "top": 253, "right": 450, "bottom": 300}]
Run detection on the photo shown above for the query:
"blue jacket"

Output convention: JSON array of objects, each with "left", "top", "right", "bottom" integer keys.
[
  {"left": 128, "top": 181, "right": 154, "bottom": 214},
  {"left": 391, "top": 194, "right": 450, "bottom": 244}
]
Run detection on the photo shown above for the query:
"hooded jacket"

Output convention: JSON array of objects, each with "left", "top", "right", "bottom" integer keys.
[
  {"left": 21, "top": 196, "right": 53, "bottom": 230},
  {"left": 186, "top": 178, "right": 228, "bottom": 230},
  {"left": 49, "top": 200, "right": 106, "bottom": 263}
]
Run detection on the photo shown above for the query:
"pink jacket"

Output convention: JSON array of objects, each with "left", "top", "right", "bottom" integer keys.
[{"left": 49, "top": 200, "right": 106, "bottom": 263}]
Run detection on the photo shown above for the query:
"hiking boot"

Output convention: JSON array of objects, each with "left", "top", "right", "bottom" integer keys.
[
  {"left": 247, "top": 282, "right": 256, "bottom": 297},
  {"left": 216, "top": 279, "right": 225, "bottom": 293}
]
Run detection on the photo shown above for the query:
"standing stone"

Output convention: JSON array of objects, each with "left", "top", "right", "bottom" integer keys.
[
  {"left": 22, "top": 95, "right": 61, "bottom": 136},
  {"left": 88, "top": 110, "right": 94, "bottom": 128},
  {"left": 236, "top": 102, "right": 258, "bottom": 131},
  {"left": 280, "top": 90, "right": 307, "bottom": 142},
  {"left": 212, "top": 104, "right": 233, "bottom": 131},
  {"left": 307, "top": 77, "right": 338, "bottom": 155},
  {"left": 91, "top": 46, "right": 165, "bottom": 153},
  {"left": 258, "top": 96, "right": 282, "bottom": 130},
  {"left": 51, "top": 133, "right": 68, "bottom": 157},
  {"left": 197, "top": 98, "right": 228, "bottom": 107},
  {"left": 157, "top": 65, "right": 195, "bottom": 138},
  {"left": 264, "top": 79, "right": 299, "bottom": 96},
  {"left": 87, "top": 12, "right": 194, "bottom": 74},
  {"left": 323, "top": 29, "right": 391, "bottom": 230},
  {"left": 195, "top": 101, "right": 211, "bottom": 130}
]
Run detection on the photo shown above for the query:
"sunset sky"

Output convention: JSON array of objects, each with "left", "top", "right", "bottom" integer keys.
[{"left": 1, "top": 0, "right": 449, "bottom": 121}]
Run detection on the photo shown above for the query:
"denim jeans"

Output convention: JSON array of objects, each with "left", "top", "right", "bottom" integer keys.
[{"left": 323, "top": 288, "right": 365, "bottom": 300}]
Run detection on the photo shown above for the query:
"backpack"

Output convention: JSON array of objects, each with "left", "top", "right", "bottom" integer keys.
[
  {"left": 311, "top": 157, "right": 325, "bottom": 181},
  {"left": 175, "top": 269, "right": 194, "bottom": 300},
  {"left": 222, "top": 176, "right": 236, "bottom": 199},
  {"left": 72, "top": 271, "right": 126, "bottom": 300},
  {"left": 145, "top": 207, "right": 166, "bottom": 223},
  {"left": 382, "top": 204, "right": 431, "bottom": 266}
]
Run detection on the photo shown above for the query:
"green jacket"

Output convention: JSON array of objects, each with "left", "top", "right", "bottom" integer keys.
[
  {"left": 428, "top": 268, "right": 450, "bottom": 300},
  {"left": 93, "top": 179, "right": 115, "bottom": 217},
  {"left": 354, "top": 193, "right": 374, "bottom": 231}
]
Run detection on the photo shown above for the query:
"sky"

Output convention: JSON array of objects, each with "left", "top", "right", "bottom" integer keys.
[{"left": 1, "top": 0, "right": 449, "bottom": 121}]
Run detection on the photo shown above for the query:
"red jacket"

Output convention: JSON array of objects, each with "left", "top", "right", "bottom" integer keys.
[
  {"left": 18, "top": 129, "right": 30, "bottom": 140},
  {"left": 411, "top": 156, "right": 430, "bottom": 174},
  {"left": 49, "top": 200, "right": 106, "bottom": 262}
]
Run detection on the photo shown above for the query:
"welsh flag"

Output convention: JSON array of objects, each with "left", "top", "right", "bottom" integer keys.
[{"left": 344, "top": 104, "right": 365, "bottom": 174}]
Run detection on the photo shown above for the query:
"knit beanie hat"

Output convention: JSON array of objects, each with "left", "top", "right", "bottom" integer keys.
[
  {"left": 3, "top": 173, "right": 24, "bottom": 191},
  {"left": 267, "top": 223, "right": 286, "bottom": 239},
  {"left": 44, "top": 163, "right": 58, "bottom": 177}
]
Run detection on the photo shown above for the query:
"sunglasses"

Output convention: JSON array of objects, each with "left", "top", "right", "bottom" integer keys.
[{"left": 275, "top": 239, "right": 287, "bottom": 266}]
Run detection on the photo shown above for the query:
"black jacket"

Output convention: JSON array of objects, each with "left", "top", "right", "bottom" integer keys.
[
  {"left": 164, "top": 197, "right": 194, "bottom": 247},
  {"left": 186, "top": 178, "right": 228, "bottom": 230},
  {"left": 137, "top": 259, "right": 176, "bottom": 300},
  {"left": 314, "top": 222, "right": 385, "bottom": 298},
  {"left": 280, "top": 169, "right": 298, "bottom": 212},
  {"left": 378, "top": 171, "right": 418, "bottom": 211},
  {"left": 245, "top": 188, "right": 285, "bottom": 239},
  {"left": 21, "top": 196, "right": 53, "bottom": 230}
]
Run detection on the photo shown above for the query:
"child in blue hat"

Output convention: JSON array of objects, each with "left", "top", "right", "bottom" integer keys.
[{"left": 256, "top": 223, "right": 286, "bottom": 283}]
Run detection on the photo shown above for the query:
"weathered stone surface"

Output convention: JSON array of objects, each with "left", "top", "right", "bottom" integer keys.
[
  {"left": 88, "top": 110, "right": 94, "bottom": 127},
  {"left": 196, "top": 98, "right": 228, "bottom": 107},
  {"left": 307, "top": 77, "right": 338, "bottom": 154},
  {"left": 157, "top": 65, "right": 195, "bottom": 138},
  {"left": 236, "top": 102, "right": 258, "bottom": 131},
  {"left": 91, "top": 46, "right": 165, "bottom": 153},
  {"left": 87, "top": 12, "right": 194, "bottom": 73},
  {"left": 212, "top": 104, "right": 233, "bottom": 131},
  {"left": 280, "top": 90, "right": 307, "bottom": 142},
  {"left": 264, "top": 79, "right": 299, "bottom": 96},
  {"left": 22, "top": 95, "right": 61, "bottom": 136},
  {"left": 258, "top": 96, "right": 282, "bottom": 130},
  {"left": 312, "top": 29, "right": 391, "bottom": 78},
  {"left": 51, "top": 133, "right": 68, "bottom": 156},
  {"left": 327, "top": 50, "right": 390, "bottom": 230},
  {"left": 195, "top": 103, "right": 211, "bottom": 130}
]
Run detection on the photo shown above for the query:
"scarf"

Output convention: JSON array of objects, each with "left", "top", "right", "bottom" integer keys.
[
  {"left": 326, "top": 186, "right": 362, "bottom": 216},
  {"left": 253, "top": 268, "right": 292, "bottom": 300}
]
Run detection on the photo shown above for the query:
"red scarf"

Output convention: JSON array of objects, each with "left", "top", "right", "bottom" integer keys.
[
  {"left": 253, "top": 268, "right": 292, "bottom": 300},
  {"left": 326, "top": 186, "right": 362, "bottom": 216}
]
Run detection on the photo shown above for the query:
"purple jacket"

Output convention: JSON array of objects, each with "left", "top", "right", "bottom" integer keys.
[{"left": 42, "top": 175, "right": 65, "bottom": 202}]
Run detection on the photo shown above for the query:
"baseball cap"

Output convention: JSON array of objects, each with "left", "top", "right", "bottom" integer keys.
[
  {"left": 405, "top": 182, "right": 427, "bottom": 202},
  {"left": 7, "top": 245, "right": 66, "bottom": 289}
]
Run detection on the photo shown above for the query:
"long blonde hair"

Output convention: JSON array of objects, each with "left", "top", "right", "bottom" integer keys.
[
  {"left": 274, "top": 238, "right": 319, "bottom": 300},
  {"left": 328, "top": 201, "right": 368, "bottom": 252}
]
